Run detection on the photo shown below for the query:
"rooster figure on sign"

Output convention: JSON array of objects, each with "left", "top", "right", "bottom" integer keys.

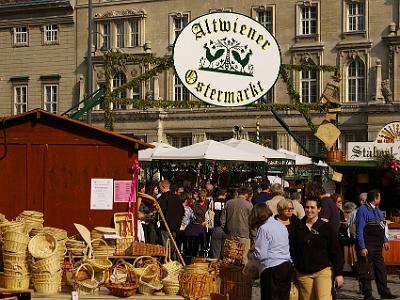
[{"left": 203, "top": 43, "right": 225, "bottom": 68}]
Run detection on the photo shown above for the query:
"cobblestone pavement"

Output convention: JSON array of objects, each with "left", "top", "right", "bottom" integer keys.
[{"left": 252, "top": 274, "right": 400, "bottom": 299}]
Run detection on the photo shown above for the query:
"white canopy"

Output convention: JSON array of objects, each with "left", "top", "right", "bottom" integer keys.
[
  {"left": 138, "top": 142, "right": 177, "bottom": 161},
  {"left": 154, "top": 139, "right": 266, "bottom": 162},
  {"left": 277, "top": 148, "right": 327, "bottom": 167},
  {"left": 267, "top": 175, "right": 289, "bottom": 188},
  {"left": 221, "top": 138, "right": 293, "bottom": 160}
]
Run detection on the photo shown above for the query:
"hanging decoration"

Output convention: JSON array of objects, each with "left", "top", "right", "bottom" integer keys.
[
  {"left": 102, "top": 51, "right": 339, "bottom": 132},
  {"left": 124, "top": 159, "right": 140, "bottom": 238}
]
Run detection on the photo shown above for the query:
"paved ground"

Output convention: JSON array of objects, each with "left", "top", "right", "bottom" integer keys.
[{"left": 252, "top": 274, "right": 400, "bottom": 299}]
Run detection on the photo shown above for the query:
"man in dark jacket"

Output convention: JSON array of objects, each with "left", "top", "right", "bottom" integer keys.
[{"left": 158, "top": 179, "right": 184, "bottom": 246}]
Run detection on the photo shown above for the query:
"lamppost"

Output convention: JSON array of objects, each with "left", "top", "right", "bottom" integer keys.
[
  {"left": 232, "top": 125, "right": 244, "bottom": 139},
  {"left": 87, "top": 0, "right": 93, "bottom": 125}
]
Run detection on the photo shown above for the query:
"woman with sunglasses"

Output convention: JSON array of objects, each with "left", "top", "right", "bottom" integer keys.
[{"left": 292, "top": 196, "right": 344, "bottom": 300}]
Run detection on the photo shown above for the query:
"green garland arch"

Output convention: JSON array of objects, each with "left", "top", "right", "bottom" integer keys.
[{"left": 103, "top": 51, "right": 339, "bottom": 131}]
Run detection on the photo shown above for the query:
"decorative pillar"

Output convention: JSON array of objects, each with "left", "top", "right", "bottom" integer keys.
[
  {"left": 78, "top": 76, "right": 85, "bottom": 109},
  {"left": 373, "top": 59, "right": 384, "bottom": 102},
  {"left": 153, "top": 76, "right": 160, "bottom": 100}
]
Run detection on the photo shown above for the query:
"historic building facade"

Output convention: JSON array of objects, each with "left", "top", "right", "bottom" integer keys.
[
  {"left": 1, "top": 0, "right": 400, "bottom": 155},
  {"left": 0, "top": 0, "right": 77, "bottom": 115}
]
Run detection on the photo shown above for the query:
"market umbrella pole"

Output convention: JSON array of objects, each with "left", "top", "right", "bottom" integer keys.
[{"left": 138, "top": 192, "right": 186, "bottom": 266}]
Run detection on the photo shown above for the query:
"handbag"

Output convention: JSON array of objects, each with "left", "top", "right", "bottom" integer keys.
[
  {"left": 204, "top": 201, "right": 215, "bottom": 230},
  {"left": 356, "top": 256, "right": 374, "bottom": 280}
]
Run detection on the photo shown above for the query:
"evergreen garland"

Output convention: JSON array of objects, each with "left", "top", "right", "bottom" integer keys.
[{"left": 102, "top": 51, "right": 337, "bottom": 131}]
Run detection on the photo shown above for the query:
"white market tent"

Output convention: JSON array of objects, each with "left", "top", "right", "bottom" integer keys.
[
  {"left": 267, "top": 175, "right": 290, "bottom": 188},
  {"left": 277, "top": 148, "right": 327, "bottom": 167},
  {"left": 138, "top": 142, "right": 177, "bottom": 161},
  {"left": 154, "top": 139, "right": 266, "bottom": 162},
  {"left": 221, "top": 138, "right": 294, "bottom": 160}
]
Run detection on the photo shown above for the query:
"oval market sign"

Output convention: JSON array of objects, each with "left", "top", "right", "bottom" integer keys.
[{"left": 173, "top": 12, "right": 281, "bottom": 107}]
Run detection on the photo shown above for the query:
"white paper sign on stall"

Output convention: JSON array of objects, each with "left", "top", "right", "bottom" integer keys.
[{"left": 90, "top": 178, "right": 114, "bottom": 210}]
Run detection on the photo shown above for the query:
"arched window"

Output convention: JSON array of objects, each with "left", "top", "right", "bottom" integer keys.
[
  {"left": 348, "top": 58, "right": 365, "bottom": 102},
  {"left": 300, "top": 61, "right": 318, "bottom": 103},
  {"left": 112, "top": 72, "right": 127, "bottom": 109}
]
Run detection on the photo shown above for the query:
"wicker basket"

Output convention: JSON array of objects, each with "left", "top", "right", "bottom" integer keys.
[
  {"left": 221, "top": 239, "right": 245, "bottom": 265},
  {"left": 220, "top": 264, "right": 252, "bottom": 300},
  {"left": 326, "top": 149, "right": 344, "bottom": 162},
  {"left": 132, "top": 242, "right": 166, "bottom": 257},
  {"left": 138, "top": 278, "right": 163, "bottom": 295},
  {"left": 3, "top": 231, "right": 30, "bottom": 253},
  {"left": 3, "top": 273, "right": 30, "bottom": 290},
  {"left": 105, "top": 262, "right": 139, "bottom": 298},
  {"left": 33, "top": 281, "right": 60, "bottom": 294},
  {"left": 115, "top": 237, "right": 134, "bottom": 256},
  {"left": 178, "top": 270, "right": 218, "bottom": 300},
  {"left": 32, "top": 254, "right": 60, "bottom": 273},
  {"left": 163, "top": 280, "right": 180, "bottom": 295},
  {"left": 132, "top": 256, "right": 164, "bottom": 282},
  {"left": 28, "top": 233, "right": 57, "bottom": 259},
  {"left": 73, "top": 263, "right": 99, "bottom": 295},
  {"left": 85, "top": 239, "right": 113, "bottom": 271}
]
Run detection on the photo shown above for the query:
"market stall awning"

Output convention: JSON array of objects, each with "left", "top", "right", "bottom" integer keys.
[
  {"left": 221, "top": 138, "right": 291, "bottom": 160},
  {"left": 138, "top": 142, "right": 177, "bottom": 161},
  {"left": 153, "top": 139, "right": 266, "bottom": 162},
  {"left": 277, "top": 148, "right": 327, "bottom": 167}
]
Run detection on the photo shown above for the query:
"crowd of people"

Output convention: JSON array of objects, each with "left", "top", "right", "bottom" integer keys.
[{"left": 137, "top": 178, "right": 397, "bottom": 300}]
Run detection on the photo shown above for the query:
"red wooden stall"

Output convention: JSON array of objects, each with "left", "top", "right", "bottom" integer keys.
[{"left": 0, "top": 109, "right": 152, "bottom": 234}]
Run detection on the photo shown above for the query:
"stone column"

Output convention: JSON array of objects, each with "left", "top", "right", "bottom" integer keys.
[
  {"left": 153, "top": 76, "right": 159, "bottom": 100},
  {"left": 373, "top": 59, "right": 384, "bottom": 102}
]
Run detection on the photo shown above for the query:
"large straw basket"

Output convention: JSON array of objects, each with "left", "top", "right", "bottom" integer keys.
[
  {"left": 33, "top": 270, "right": 62, "bottom": 283},
  {"left": 0, "top": 221, "right": 25, "bottom": 235},
  {"left": 220, "top": 264, "right": 252, "bottom": 300},
  {"left": 73, "top": 263, "right": 99, "bottom": 295},
  {"left": 132, "top": 242, "right": 166, "bottom": 257},
  {"left": 221, "top": 239, "right": 245, "bottom": 265},
  {"left": 3, "top": 272, "right": 30, "bottom": 290},
  {"left": 3, "top": 231, "right": 30, "bottom": 253},
  {"left": 178, "top": 269, "right": 218, "bottom": 300},
  {"left": 28, "top": 233, "right": 57, "bottom": 259}
]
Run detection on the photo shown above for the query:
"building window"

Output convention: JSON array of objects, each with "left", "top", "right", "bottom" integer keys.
[
  {"left": 348, "top": 1, "right": 365, "bottom": 32},
  {"left": 44, "top": 84, "right": 58, "bottom": 113},
  {"left": 44, "top": 25, "right": 58, "bottom": 43},
  {"left": 169, "top": 135, "right": 192, "bottom": 148},
  {"left": 300, "top": 5, "right": 317, "bottom": 35},
  {"left": 298, "top": 134, "right": 324, "bottom": 156},
  {"left": 132, "top": 83, "right": 141, "bottom": 100},
  {"left": 174, "top": 75, "right": 189, "bottom": 101},
  {"left": 14, "top": 85, "right": 27, "bottom": 114},
  {"left": 169, "top": 13, "right": 189, "bottom": 45},
  {"left": 173, "top": 16, "right": 188, "bottom": 40},
  {"left": 101, "top": 23, "right": 110, "bottom": 50},
  {"left": 14, "top": 27, "right": 28, "bottom": 45},
  {"left": 257, "top": 89, "right": 273, "bottom": 104},
  {"left": 112, "top": 72, "right": 127, "bottom": 109},
  {"left": 130, "top": 20, "right": 139, "bottom": 47},
  {"left": 116, "top": 22, "right": 124, "bottom": 48},
  {"left": 301, "top": 64, "right": 318, "bottom": 103},
  {"left": 348, "top": 58, "right": 365, "bottom": 102},
  {"left": 257, "top": 9, "right": 273, "bottom": 32}
]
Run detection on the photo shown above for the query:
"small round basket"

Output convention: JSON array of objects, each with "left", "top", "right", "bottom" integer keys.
[
  {"left": 163, "top": 280, "right": 180, "bottom": 295},
  {"left": 29, "top": 233, "right": 57, "bottom": 259}
]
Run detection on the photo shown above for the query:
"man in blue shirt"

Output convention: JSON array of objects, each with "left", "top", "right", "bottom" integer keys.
[
  {"left": 355, "top": 189, "right": 397, "bottom": 300},
  {"left": 252, "top": 180, "right": 272, "bottom": 205}
]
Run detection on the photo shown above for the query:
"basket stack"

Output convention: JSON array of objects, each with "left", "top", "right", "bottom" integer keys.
[
  {"left": 29, "top": 233, "right": 62, "bottom": 294},
  {"left": 1, "top": 230, "right": 31, "bottom": 290},
  {"left": 66, "top": 236, "right": 87, "bottom": 256},
  {"left": 178, "top": 263, "right": 219, "bottom": 300},
  {"left": 31, "top": 227, "right": 68, "bottom": 268},
  {"left": 162, "top": 242, "right": 183, "bottom": 295},
  {"left": 16, "top": 211, "right": 44, "bottom": 234}
]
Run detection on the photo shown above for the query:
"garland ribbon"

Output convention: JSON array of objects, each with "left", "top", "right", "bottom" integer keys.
[{"left": 124, "top": 159, "right": 140, "bottom": 237}]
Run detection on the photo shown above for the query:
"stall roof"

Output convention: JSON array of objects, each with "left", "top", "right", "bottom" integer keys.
[
  {"left": 329, "top": 161, "right": 382, "bottom": 168},
  {"left": 139, "top": 142, "right": 176, "bottom": 161},
  {"left": 2, "top": 108, "right": 153, "bottom": 150}
]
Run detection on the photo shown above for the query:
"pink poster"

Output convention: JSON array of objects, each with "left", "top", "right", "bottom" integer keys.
[{"left": 114, "top": 180, "right": 133, "bottom": 203}]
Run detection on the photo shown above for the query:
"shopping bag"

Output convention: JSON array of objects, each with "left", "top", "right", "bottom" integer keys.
[{"left": 356, "top": 256, "right": 374, "bottom": 280}]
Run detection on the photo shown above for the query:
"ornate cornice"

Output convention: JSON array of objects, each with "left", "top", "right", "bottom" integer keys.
[{"left": 94, "top": 8, "right": 146, "bottom": 19}]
